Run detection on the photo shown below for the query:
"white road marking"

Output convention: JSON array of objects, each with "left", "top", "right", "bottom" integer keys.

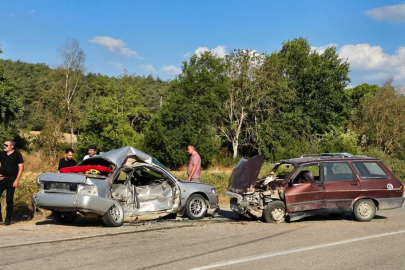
[{"left": 191, "top": 229, "right": 405, "bottom": 270}]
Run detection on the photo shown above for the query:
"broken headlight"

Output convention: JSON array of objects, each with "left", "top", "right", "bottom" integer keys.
[
  {"left": 77, "top": 184, "right": 98, "bottom": 196},
  {"left": 38, "top": 182, "right": 44, "bottom": 192}
]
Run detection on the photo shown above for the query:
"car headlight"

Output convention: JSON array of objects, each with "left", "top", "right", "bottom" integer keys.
[
  {"left": 211, "top": 188, "right": 216, "bottom": 194},
  {"left": 77, "top": 184, "right": 98, "bottom": 196}
]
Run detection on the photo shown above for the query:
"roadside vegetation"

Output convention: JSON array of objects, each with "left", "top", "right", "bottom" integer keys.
[{"left": 1, "top": 38, "right": 405, "bottom": 218}]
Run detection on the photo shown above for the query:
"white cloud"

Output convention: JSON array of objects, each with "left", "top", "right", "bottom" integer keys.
[
  {"left": 161, "top": 65, "right": 181, "bottom": 76},
  {"left": 338, "top": 43, "right": 405, "bottom": 83},
  {"left": 366, "top": 4, "right": 405, "bottom": 23},
  {"left": 109, "top": 62, "right": 124, "bottom": 71},
  {"left": 195, "top": 45, "right": 227, "bottom": 58},
  {"left": 139, "top": 64, "right": 156, "bottom": 73},
  {"left": 183, "top": 52, "right": 192, "bottom": 57},
  {"left": 89, "top": 36, "right": 142, "bottom": 59},
  {"left": 311, "top": 43, "right": 338, "bottom": 54},
  {"left": 30, "top": 9, "right": 36, "bottom": 13}
]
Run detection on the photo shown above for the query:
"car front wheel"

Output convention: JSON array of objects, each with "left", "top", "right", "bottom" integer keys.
[
  {"left": 185, "top": 194, "right": 208, "bottom": 220},
  {"left": 353, "top": 199, "right": 376, "bottom": 222},
  {"left": 53, "top": 211, "right": 77, "bottom": 224},
  {"left": 263, "top": 201, "right": 286, "bottom": 223},
  {"left": 102, "top": 202, "right": 124, "bottom": 227}
]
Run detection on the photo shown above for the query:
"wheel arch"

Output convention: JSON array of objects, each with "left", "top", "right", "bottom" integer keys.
[{"left": 351, "top": 197, "right": 380, "bottom": 210}]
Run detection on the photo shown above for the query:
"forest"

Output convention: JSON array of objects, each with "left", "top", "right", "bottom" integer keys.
[{"left": 1, "top": 37, "right": 405, "bottom": 180}]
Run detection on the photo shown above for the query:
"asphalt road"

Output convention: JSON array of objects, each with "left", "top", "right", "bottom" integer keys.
[{"left": 1, "top": 204, "right": 405, "bottom": 270}]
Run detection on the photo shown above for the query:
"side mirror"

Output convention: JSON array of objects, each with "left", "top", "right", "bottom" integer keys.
[{"left": 288, "top": 181, "right": 293, "bottom": 188}]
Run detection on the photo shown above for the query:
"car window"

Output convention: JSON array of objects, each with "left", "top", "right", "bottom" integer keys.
[
  {"left": 323, "top": 162, "right": 356, "bottom": 182},
  {"left": 293, "top": 164, "right": 320, "bottom": 184},
  {"left": 352, "top": 162, "right": 388, "bottom": 179},
  {"left": 133, "top": 167, "right": 167, "bottom": 186},
  {"left": 273, "top": 163, "right": 295, "bottom": 178}
]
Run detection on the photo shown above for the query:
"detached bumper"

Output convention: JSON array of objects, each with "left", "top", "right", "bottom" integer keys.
[
  {"left": 377, "top": 197, "right": 405, "bottom": 210},
  {"left": 32, "top": 192, "right": 115, "bottom": 215}
]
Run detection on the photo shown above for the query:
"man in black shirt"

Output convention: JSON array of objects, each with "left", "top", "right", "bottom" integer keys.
[
  {"left": 0, "top": 139, "right": 24, "bottom": 226},
  {"left": 58, "top": 148, "right": 77, "bottom": 171}
]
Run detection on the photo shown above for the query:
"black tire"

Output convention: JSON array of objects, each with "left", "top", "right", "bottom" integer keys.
[
  {"left": 185, "top": 194, "right": 208, "bottom": 220},
  {"left": 263, "top": 201, "right": 286, "bottom": 223},
  {"left": 353, "top": 199, "right": 376, "bottom": 222},
  {"left": 53, "top": 211, "right": 77, "bottom": 224},
  {"left": 102, "top": 203, "right": 124, "bottom": 227}
]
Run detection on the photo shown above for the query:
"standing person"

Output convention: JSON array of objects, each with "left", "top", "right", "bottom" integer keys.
[
  {"left": 83, "top": 145, "right": 97, "bottom": 160},
  {"left": 187, "top": 145, "right": 201, "bottom": 182},
  {"left": 58, "top": 148, "right": 77, "bottom": 171},
  {"left": 0, "top": 139, "right": 24, "bottom": 226}
]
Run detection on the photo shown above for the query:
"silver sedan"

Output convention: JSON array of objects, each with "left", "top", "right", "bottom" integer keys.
[{"left": 32, "top": 146, "right": 219, "bottom": 226}]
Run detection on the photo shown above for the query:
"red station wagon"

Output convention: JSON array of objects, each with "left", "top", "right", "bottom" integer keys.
[{"left": 224, "top": 154, "right": 405, "bottom": 223}]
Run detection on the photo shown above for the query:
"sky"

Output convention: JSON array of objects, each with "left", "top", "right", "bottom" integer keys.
[{"left": 1, "top": 0, "right": 405, "bottom": 87}]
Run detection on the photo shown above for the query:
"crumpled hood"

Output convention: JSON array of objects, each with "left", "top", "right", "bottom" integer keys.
[
  {"left": 82, "top": 146, "right": 153, "bottom": 168},
  {"left": 227, "top": 155, "right": 265, "bottom": 193}
]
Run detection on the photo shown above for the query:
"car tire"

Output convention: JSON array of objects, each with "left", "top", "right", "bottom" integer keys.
[
  {"left": 263, "top": 201, "right": 286, "bottom": 223},
  {"left": 353, "top": 199, "right": 376, "bottom": 222},
  {"left": 53, "top": 211, "right": 77, "bottom": 224},
  {"left": 185, "top": 194, "right": 208, "bottom": 220},
  {"left": 102, "top": 202, "right": 124, "bottom": 227}
]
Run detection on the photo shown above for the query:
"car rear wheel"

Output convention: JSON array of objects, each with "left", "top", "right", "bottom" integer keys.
[
  {"left": 102, "top": 203, "right": 124, "bottom": 227},
  {"left": 53, "top": 211, "right": 77, "bottom": 224},
  {"left": 185, "top": 194, "right": 207, "bottom": 220},
  {"left": 263, "top": 201, "right": 286, "bottom": 223},
  {"left": 353, "top": 199, "right": 376, "bottom": 222}
]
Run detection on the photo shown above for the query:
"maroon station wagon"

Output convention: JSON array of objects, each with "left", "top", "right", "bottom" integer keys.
[{"left": 224, "top": 154, "right": 405, "bottom": 223}]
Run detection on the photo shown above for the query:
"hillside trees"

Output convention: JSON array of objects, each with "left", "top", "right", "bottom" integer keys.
[{"left": 0, "top": 46, "right": 21, "bottom": 141}]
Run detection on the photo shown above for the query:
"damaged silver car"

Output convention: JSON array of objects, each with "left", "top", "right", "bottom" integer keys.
[{"left": 32, "top": 146, "right": 219, "bottom": 227}]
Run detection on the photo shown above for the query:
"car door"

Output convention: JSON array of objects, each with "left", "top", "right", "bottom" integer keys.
[
  {"left": 132, "top": 166, "right": 175, "bottom": 212},
  {"left": 285, "top": 163, "right": 326, "bottom": 212},
  {"left": 323, "top": 162, "right": 360, "bottom": 210}
]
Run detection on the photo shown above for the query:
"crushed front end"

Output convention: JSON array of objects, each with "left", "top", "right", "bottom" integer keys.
[{"left": 224, "top": 156, "right": 294, "bottom": 218}]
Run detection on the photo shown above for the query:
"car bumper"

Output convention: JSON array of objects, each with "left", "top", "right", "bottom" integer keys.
[
  {"left": 224, "top": 191, "right": 248, "bottom": 214},
  {"left": 376, "top": 197, "right": 405, "bottom": 210},
  {"left": 32, "top": 192, "right": 115, "bottom": 215}
]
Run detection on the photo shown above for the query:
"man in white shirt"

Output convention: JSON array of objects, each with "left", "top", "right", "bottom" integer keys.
[{"left": 83, "top": 145, "right": 97, "bottom": 160}]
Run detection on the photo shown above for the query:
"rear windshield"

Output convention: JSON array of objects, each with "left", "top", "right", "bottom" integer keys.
[{"left": 352, "top": 162, "right": 388, "bottom": 179}]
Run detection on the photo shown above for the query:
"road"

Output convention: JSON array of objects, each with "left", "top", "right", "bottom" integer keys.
[{"left": 1, "top": 205, "right": 405, "bottom": 270}]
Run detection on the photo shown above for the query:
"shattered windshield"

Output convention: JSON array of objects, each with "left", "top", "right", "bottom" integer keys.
[{"left": 272, "top": 163, "right": 295, "bottom": 179}]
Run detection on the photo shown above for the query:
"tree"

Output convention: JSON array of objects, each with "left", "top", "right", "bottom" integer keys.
[
  {"left": 359, "top": 79, "right": 405, "bottom": 155},
  {"left": 219, "top": 50, "right": 267, "bottom": 159},
  {"left": 276, "top": 38, "right": 351, "bottom": 134},
  {"left": 58, "top": 39, "right": 86, "bottom": 148},
  {"left": 145, "top": 51, "right": 229, "bottom": 168}
]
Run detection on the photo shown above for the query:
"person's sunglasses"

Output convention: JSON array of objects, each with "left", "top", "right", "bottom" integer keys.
[{"left": 3, "top": 144, "right": 9, "bottom": 147}]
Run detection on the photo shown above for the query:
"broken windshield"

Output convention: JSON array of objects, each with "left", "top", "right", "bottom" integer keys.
[{"left": 272, "top": 163, "right": 295, "bottom": 179}]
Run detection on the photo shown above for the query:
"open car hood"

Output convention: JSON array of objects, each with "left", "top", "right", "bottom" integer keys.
[
  {"left": 82, "top": 146, "right": 153, "bottom": 169},
  {"left": 227, "top": 155, "right": 265, "bottom": 193}
]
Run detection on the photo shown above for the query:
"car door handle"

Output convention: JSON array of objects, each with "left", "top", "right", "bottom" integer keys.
[{"left": 351, "top": 183, "right": 358, "bottom": 186}]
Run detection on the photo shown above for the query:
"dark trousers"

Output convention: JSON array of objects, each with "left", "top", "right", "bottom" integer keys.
[{"left": 0, "top": 178, "right": 15, "bottom": 220}]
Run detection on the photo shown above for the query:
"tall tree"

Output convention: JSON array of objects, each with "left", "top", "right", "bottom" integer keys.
[
  {"left": 219, "top": 50, "right": 266, "bottom": 159},
  {"left": 58, "top": 39, "right": 85, "bottom": 148},
  {"left": 145, "top": 52, "right": 229, "bottom": 168}
]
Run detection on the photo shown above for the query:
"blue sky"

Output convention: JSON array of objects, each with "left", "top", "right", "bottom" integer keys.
[{"left": 1, "top": 0, "right": 405, "bottom": 86}]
